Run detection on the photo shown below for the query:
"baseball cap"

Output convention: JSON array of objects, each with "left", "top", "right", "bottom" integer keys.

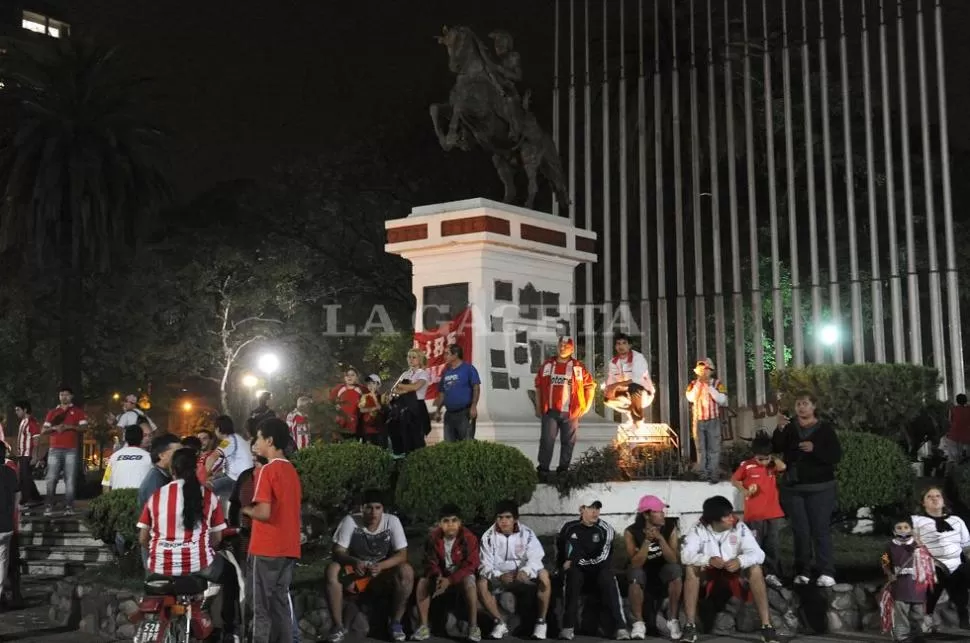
[
  {"left": 366, "top": 374, "right": 381, "bottom": 385},
  {"left": 559, "top": 336, "right": 575, "bottom": 350},
  {"left": 636, "top": 494, "right": 667, "bottom": 514},
  {"left": 581, "top": 499, "right": 603, "bottom": 509},
  {"left": 696, "top": 357, "right": 715, "bottom": 370}
]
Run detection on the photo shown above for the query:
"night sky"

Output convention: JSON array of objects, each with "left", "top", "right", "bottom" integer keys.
[{"left": 58, "top": 0, "right": 970, "bottom": 201}]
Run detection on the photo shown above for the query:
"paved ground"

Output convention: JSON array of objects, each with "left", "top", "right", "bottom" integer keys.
[{"left": 0, "top": 579, "right": 100, "bottom": 642}]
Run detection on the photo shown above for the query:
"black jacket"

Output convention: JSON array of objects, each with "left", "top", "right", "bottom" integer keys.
[
  {"left": 772, "top": 420, "right": 842, "bottom": 486},
  {"left": 556, "top": 518, "right": 615, "bottom": 568}
]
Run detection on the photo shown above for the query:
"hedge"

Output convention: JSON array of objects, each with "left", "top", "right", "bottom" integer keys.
[
  {"left": 395, "top": 441, "right": 538, "bottom": 525},
  {"left": 835, "top": 430, "right": 914, "bottom": 515},
  {"left": 772, "top": 364, "right": 939, "bottom": 435},
  {"left": 86, "top": 488, "right": 141, "bottom": 545},
  {"left": 291, "top": 441, "right": 394, "bottom": 522}
]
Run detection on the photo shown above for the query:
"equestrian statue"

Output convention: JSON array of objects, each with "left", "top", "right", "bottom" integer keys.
[{"left": 430, "top": 26, "right": 569, "bottom": 212}]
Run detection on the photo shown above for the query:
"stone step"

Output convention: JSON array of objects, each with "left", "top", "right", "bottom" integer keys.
[
  {"left": 23, "top": 558, "right": 91, "bottom": 577},
  {"left": 20, "top": 515, "right": 91, "bottom": 534},
  {"left": 22, "top": 544, "right": 114, "bottom": 564},
  {"left": 20, "top": 531, "right": 104, "bottom": 548}
]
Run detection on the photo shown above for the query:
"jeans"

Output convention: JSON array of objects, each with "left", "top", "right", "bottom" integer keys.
[
  {"left": 211, "top": 475, "right": 235, "bottom": 502},
  {"left": 45, "top": 447, "right": 78, "bottom": 508},
  {"left": 17, "top": 456, "right": 41, "bottom": 505},
  {"left": 747, "top": 518, "right": 784, "bottom": 577},
  {"left": 927, "top": 562, "right": 970, "bottom": 621},
  {"left": 779, "top": 483, "right": 837, "bottom": 577},
  {"left": 892, "top": 601, "right": 926, "bottom": 641},
  {"left": 250, "top": 556, "right": 296, "bottom": 643},
  {"left": 537, "top": 411, "right": 579, "bottom": 472},
  {"left": 695, "top": 418, "right": 723, "bottom": 479},
  {"left": 443, "top": 409, "right": 475, "bottom": 442},
  {"left": 0, "top": 532, "right": 12, "bottom": 596}
]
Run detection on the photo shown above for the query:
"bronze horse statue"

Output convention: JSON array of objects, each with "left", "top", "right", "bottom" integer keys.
[{"left": 430, "top": 26, "right": 569, "bottom": 212}]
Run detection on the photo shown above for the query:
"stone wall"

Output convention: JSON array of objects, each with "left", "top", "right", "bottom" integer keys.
[{"left": 47, "top": 575, "right": 964, "bottom": 641}]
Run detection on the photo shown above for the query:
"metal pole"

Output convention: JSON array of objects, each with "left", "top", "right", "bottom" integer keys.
[
  {"left": 725, "top": 0, "right": 746, "bottom": 406},
  {"left": 553, "top": 1, "right": 561, "bottom": 216},
  {"left": 936, "top": 0, "right": 966, "bottom": 395},
  {"left": 708, "top": 0, "right": 727, "bottom": 390},
  {"left": 569, "top": 0, "right": 577, "bottom": 225},
  {"left": 839, "top": 0, "right": 864, "bottom": 362},
  {"left": 879, "top": 0, "right": 905, "bottom": 362},
  {"left": 584, "top": 0, "right": 595, "bottom": 370},
  {"left": 763, "top": 0, "right": 784, "bottom": 371},
  {"left": 603, "top": 1, "right": 613, "bottom": 365},
  {"left": 916, "top": 0, "right": 946, "bottom": 397},
  {"left": 819, "top": 0, "right": 843, "bottom": 363},
  {"left": 861, "top": 0, "right": 886, "bottom": 363},
  {"left": 619, "top": 0, "right": 630, "bottom": 307},
  {"left": 638, "top": 0, "right": 650, "bottom": 379},
  {"left": 782, "top": 0, "right": 803, "bottom": 365},
  {"left": 744, "top": 0, "right": 766, "bottom": 404},
  {"left": 897, "top": 0, "right": 921, "bottom": 364},
  {"left": 673, "top": 0, "right": 691, "bottom": 449},
  {"left": 690, "top": 0, "right": 706, "bottom": 364},
  {"left": 655, "top": 0, "right": 671, "bottom": 426},
  {"left": 801, "top": 0, "right": 822, "bottom": 365}
]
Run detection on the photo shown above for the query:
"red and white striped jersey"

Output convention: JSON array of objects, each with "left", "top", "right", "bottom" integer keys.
[
  {"left": 18, "top": 417, "right": 40, "bottom": 459},
  {"left": 286, "top": 410, "right": 310, "bottom": 450},
  {"left": 685, "top": 378, "right": 728, "bottom": 421},
  {"left": 137, "top": 480, "right": 227, "bottom": 576},
  {"left": 545, "top": 360, "right": 574, "bottom": 414}
]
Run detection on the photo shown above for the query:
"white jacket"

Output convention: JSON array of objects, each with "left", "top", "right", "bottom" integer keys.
[
  {"left": 680, "top": 520, "right": 765, "bottom": 570},
  {"left": 479, "top": 522, "right": 545, "bottom": 579}
]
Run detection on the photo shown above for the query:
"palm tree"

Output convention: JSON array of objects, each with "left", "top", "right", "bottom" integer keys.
[{"left": 0, "top": 36, "right": 170, "bottom": 390}]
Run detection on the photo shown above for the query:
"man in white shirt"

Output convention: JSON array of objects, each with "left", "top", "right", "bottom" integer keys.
[
  {"left": 604, "top": 333, "right": 656, "bottom": 424},
  {"left": 109, "top": 394, "right": 157, "bottom": 436},
  {"left": 101, "top": 426, "right": 153, "bottom": 491},
  {"left": 679, "top": 496, "right": 779, "bottom": 643},
  {"left": 210, "top": 415, "right": 253, "bottom": 500}
]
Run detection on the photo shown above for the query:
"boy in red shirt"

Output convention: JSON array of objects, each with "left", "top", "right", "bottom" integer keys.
[
  {"left": 358, "top": 375, "right": 385, "bottom": 447},
  {"left": 731, "top": 431, "right": 786, "bottom": 589},
  {"left": 243, "top": 419, "right": 302, "bottom": 643},
  {"left": 329, "top": 368, "right": 363, "bottom": 442}
]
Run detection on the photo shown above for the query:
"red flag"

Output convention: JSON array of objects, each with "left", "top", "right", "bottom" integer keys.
[{"left": 413, "top": 308, "right": 473, "bottom": 400}]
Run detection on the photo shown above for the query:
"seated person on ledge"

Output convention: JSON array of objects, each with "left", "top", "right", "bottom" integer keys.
[
  {"left": 679, "top": 496, "right": 779, "bottom": 643},
  {"left": 326, "top": 489, "right": 414, "bottom": 643},
  {"left": 412, "top": 504, "right": 481, "bottom": 642},
  {"left": 624, "top": 494, "right": 682, "bottom": 641},
  {"left": 556, "top": 499, "right": 630, "bottom": 641},
  {"left": 477, "top": 500, "right": 552, "bottom": 640}
]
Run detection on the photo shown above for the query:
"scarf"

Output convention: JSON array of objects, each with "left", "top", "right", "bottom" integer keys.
[{"left": 922, "top": 510, "right": 954, "bottom": 533}]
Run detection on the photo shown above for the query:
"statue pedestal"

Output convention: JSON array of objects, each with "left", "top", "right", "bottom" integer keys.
[{"left": 385, "top": 198, "right": 615, "bottom": 462}]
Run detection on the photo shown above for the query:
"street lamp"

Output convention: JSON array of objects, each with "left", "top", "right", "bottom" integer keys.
[
  {"left": 820, "top": 324, "right": 840, "bottom": 346},
  {"left": 241, "top": 373, "right": 259, "bottom": 389},
  {"left": 112, "top": 392, "right": 121, "bottom": 401},
  {"left": 182, "top": 401, "right": 193, "bottom": 412},
  {"left": 257, "top": 353, "right": 280, "bottom": 375}
]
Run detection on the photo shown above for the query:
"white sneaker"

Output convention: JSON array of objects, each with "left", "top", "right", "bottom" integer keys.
[
  {"left": 559, "top": 627, "right": 575, "bottom": 641},
  {"left": 491, "top": 622, "right": 509, "bottom": 640},
  {"left": 667, "top": 619, "right": 683, "bottom": 640},
  {"left": 615, "top": 629, "right": 631, "bottom": 641},
  {"left": 793, "top": 575, "right": 810, "bottom": 585},
  {"left": 816, "top": 574, "right": 836, "bottom": 587},
  {"left": 630, "top": 621, "right": 646, "bottom": 640},
  {"left": 533, "top": 621, "right": 547, "bottom": 640},
  {"left": 765, "top": 574, "right": 783, "bottom": 589}
]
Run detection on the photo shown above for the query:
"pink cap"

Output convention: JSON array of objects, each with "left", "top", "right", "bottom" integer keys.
[{"left": 636, "top": 495, "right": 667, "bottom": 514}]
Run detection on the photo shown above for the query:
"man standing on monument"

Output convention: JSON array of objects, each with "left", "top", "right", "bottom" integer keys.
[
  {"left": 534, "top": 337, "right": 595, "bottom": 477},
  {"left": 604, "top": 333, "right": 655, "bottom": 425},
  {"left": 685, "top": 358, "right": 729, "bottom": 483}
]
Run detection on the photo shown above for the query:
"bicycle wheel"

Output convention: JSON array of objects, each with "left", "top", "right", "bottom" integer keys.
[{"left": 165, "top": 614, "right": 190, "bottom": 643}]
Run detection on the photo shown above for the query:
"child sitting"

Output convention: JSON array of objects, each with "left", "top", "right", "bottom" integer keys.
[
  {"left": 731, "top": 431, "right": 786, "bottom": 589},
  {"left": 879, "top": 516, "right": 935, "bottom": 642},
  {"left": 412, "top": 504, "right": 481, "bottom": 642}
]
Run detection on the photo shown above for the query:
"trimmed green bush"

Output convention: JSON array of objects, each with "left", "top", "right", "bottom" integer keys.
[
  {"left": 835, "top": 430, "right": 914, "bottom": 514},
  {"left": 772, "top": 364, "right": 939, "bottom": 435},
  {"left": 395, "top": 441, "right": 538, "bottom": 524},
  {"left": 292, "top": 441, "right": 394, "bottom": 521},
  {"left": 86, "top": 488, "right": 140, "bottom": 545}
]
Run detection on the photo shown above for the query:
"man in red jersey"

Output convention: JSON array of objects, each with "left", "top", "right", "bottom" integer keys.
[
  {"left": 13, "top": 401, "right": 41, "bottom": 508},
  {"left": 243, "top": 418, "right": 302, "bottom": 643},
  {"left": 41, "top": 386, "right": 87, "bottom": 516},
  {"left": 534, "top": 337, "right": 596, "bottom": 476},
  {"left": 285, "top": 396, "right": 313, "bottom": 451}
]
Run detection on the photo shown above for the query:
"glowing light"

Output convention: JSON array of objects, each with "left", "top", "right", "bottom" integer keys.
[
  {"left": 257, "top": 353, "right": 280, "bottom": 375},
  {"left": 112, "top": 392, "right": 121, "bottom": 401},
  {"left": 615, "top": 422, "right": 679, "bottom": 450},
  {"left": 181, "top": 401, "right": 193, "bottom": 412},
  {"left": 820, "top": 324, "right": 840, "bottom": 346},
  {"left": 241, "top": 374, "right": 259, "bottom": 388}
]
